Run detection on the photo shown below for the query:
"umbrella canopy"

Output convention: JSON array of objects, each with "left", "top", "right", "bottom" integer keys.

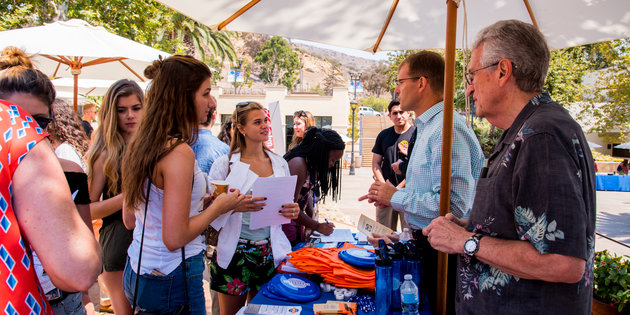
[
  {"left": 614, "top": 142, "right": 630, "bottom": 149},
  {"left": 0, "top": 19, "right": 169, "bottom": 111},
  {"left": 588, "top": 141, "right": 602, "bottom": 148},
  {"left": 156, "top": 0, "right": 629, "bottom": 52}
]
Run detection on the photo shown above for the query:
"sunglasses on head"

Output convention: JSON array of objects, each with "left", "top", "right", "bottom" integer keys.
[
  {"left": 33, "top": 108, "right": 54, "bottom": 130},
  {"left": 235, "top": 101, "right": 253, "bottom": 121},
  {"left": 295, "top": 110, "right": 307, "bottom": 118}
]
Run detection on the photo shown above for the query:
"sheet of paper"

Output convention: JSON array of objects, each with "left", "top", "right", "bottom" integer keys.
[
  {"left": 249, "top": 175, "right": 297, "bottom": 230},
  {"left": 357, "top": 214, "right": 394, "bottom": 236},
  {"left": 242, "top": 304, "right": 302, "bottom": 315},
  {"left": 209, "top": 161, "right": 258, "bottom": 231},
  {"left": 319, "top": 228, "right": 356, "bottom": 243}
]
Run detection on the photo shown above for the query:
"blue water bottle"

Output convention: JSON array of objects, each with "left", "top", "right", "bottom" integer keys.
[
  {"left": 404, "top": 241, "right": 423, "bottom": 307},
  {"left": 375, "top": 240, "right": 392, "bottom": 315},
  {"left": 389, "top": 242, "right": 405, "bottom": 311}
]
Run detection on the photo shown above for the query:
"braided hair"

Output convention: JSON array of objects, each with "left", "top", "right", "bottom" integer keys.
[{"left": 284, "top": 127, "right": 345, "bottom": 201}]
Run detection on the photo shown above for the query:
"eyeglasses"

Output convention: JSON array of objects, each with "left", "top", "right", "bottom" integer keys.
[
  {"left": 465, "top": 61, "right": 506, "bottom": 85},
  {"left": 33, "top": 108, "right": 54, "bottom": 130},
  {"left": 396, "top": 76, "right": 424, "bottom": 86}
]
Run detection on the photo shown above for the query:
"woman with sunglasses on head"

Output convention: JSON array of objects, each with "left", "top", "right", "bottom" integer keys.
[
  {"left": 121, "top": 55, "right": 246, "bottom": 314},
  {"left": 283, "top": 127, "right": 345, "bottom": 246},
  {"left": 208, "top": 101, "right": 298, "bottom": 315},
  {"left": 288, "top": 110, "right": 315, "bottom": 150},
  {"left": 0, "top": 46, "right": 101, "bottom": 314},
  {"left": 86, "top": 79, "right": 145, "bottom": 315}
]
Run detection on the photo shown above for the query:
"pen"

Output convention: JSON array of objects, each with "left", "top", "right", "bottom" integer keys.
[{"left": 325, "top": 219, "right": 329, "bottom": 224}]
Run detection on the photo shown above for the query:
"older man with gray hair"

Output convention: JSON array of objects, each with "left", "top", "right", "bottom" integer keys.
[{"left": 423, "top": 20, "right": 595, "bottom": 314}]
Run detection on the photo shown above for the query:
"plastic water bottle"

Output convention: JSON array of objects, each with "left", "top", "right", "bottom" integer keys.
[
  {"left": 399, "top": 228, "right": 412, "bottom": 243},
  {"left": 400, "top": 274, "right": 420, "bottom": 315}
]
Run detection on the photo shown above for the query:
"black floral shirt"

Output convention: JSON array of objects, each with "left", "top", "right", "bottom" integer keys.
[{"left": 456, "top": 93, "right": 596, "bottom": 314}]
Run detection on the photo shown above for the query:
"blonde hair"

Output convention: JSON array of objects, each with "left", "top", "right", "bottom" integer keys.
[
  {"left": 123, "top": 55, "right": 211, "bottom": 210},
  {"left": 229, "top": 101, "right": 268, "bottom": 158},
  {"left": 87, "top": 79, "right": 144, "bottom": 195},
  {"left": 288, "top": 110, "right": 316, "bottom": 150}
]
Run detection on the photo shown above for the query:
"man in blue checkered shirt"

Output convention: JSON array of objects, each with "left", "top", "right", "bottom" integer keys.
[{"left": 361, "top": 51, "right": 484, "bottom": 313}]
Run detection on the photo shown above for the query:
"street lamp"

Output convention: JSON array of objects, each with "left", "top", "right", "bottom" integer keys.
[
  {"left": 349, "top": 72, "right": 362, "bottom": 100},
  {"left": 349, "top": 100, "right": 358, "bottom": 175},
  {"left": 232, "top": 58, "right": 243, "bottom": 94},
  {"left": 299, "top": 55, "right": 304, "bottom": 92}
]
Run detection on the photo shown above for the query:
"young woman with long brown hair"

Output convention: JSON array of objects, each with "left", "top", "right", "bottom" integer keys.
[
  {"left": 86, "top": 79, "right": 145, "bottom": 315},
  {"left": 121, "top": 55, "right": 247, "bottom": 314}
]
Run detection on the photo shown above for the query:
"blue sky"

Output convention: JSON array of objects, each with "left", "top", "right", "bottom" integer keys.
[{"left": 291, "top": 39, "right": 390, "bottom": 61}]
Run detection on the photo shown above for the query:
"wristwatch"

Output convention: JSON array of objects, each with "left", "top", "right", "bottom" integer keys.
[{"left": 464, "top": 233, "right": 484, "bottom": 256}]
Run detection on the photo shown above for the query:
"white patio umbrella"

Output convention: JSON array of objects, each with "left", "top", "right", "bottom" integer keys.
[
  {"left": 588, "top": 141, "right": 602, "bottom": 149},
  {"left": 614, "top": 142, "right": 630, "bottom": 149},
  {"left": 52, "top": 78, "right": 150, "bottom": 98},
  {"left": 154, "top": 1, "right": 630, "bottom": 312},
  {"left": 0, "top": 19, "right": 169, "bottom": 112}
]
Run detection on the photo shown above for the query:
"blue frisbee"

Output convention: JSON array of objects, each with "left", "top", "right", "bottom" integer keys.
[
  {"left": 338, "top": 248, "right": 376, "bottom": 269},
  {"left": 267, "top": 274, "right": 320, "bottom": 302}
]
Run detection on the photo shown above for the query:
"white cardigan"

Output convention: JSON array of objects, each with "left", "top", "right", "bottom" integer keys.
[{"left": 207, "top": 150, "right": 292, "bottom": 269}]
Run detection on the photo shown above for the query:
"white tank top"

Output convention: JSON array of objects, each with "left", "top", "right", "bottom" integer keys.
[{"left": 127, "top": 162, "right": 207, "bottom": 275}]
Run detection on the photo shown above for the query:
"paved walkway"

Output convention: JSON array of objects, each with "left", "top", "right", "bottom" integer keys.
[{"left": 321, "top": 166, "right": 630, "bottom": 257}]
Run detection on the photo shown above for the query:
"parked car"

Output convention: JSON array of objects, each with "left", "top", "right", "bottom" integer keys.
[{"left": 358, "top": 106, "right": 382, "bottom": 116}]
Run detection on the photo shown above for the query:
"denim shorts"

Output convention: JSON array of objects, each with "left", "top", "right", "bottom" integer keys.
[
  {"left": 50, "top": 292, "right": 86, "bottom": 315},
  {"left": 123, "top": 252, "right": 206, "bottom": 314}
]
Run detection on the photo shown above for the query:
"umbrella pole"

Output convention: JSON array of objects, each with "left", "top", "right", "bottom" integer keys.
[
  {"left": 437, "top": 1, "right": 459, "bottom": 315},
  {"left": 73, "top": 72, "right": 78, "bottom": 113}
]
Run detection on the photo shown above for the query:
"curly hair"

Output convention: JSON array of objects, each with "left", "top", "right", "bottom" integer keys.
[
  {"left": 218, "top": 116, "right": 233, "bottom": 145},
  {"left": 284, "top": 127, "right": 345, "bottom": 201},
  {"left": 47, "top": 99, "right": 90, "bottom": 156}
]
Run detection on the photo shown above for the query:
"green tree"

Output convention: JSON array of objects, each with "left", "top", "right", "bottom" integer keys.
[
  {"left": 363, "top": 63, "right": 388, "bottom": 97},
  {"left": 359, "top": 95, "right": 390, "bottom": 112},
  {"left": 254, "top": 36, "right": 300, "bottom": 90}
]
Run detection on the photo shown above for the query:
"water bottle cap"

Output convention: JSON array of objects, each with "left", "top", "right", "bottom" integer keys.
[
  {"left": 404, "top": 274, "right": 413, "bottom": 280},
  {"left": 403, "top": 228, "right": 409, "bottom": 232}
]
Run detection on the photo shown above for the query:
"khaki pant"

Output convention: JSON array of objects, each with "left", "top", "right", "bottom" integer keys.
[{"left": 376, "top": 206, "right": 409, "bottom": 232}]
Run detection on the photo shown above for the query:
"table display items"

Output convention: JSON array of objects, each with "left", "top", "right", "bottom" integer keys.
[
  {"left": 403, "top": 241, "right": 422, "bottom": 302},
  {"left": 399, "top": 228, "right": 413, "bottom": 243},
  {"left": 287, "top": 243, "right": 375, "bottom": 289},
  {"left": 261, "top": 274, "right": 321, "bottom": 303},
  {"left": 400, "top": 274, "right": 420, "bottom": 315},
  {"left": 375, "top": 240, "right": 393, "bottom": 315},
  {"left": 338, "top": 248, "right": 376, "bottom": 269},
  {"left": 388, "top": 242, "right": 405, "bottom": 312}
]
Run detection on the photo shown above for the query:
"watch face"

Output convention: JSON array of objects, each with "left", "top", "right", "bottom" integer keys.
[{"left": 464, "top": 239, "right": 477, "bottom": 253}]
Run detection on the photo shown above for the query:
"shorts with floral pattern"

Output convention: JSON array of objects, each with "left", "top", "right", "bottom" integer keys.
[{"left": 209, "top": 241, "right": 276, "bottom": 296}]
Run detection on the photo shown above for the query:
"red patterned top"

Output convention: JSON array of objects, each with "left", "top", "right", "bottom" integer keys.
[{"left": 0, "top": 99, "right": 52, "bottom": 315}]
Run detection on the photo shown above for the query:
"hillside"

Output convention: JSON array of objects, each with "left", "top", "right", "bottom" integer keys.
[{"left": 215, "top": 33, "right": 387, "bottom": 94}]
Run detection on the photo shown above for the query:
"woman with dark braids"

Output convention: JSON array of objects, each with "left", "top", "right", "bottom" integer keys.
[{"left": 283, "top": 127, "right": 345, "bottom": 246}]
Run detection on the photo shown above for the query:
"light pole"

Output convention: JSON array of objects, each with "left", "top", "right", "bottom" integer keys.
[
  {"left": 348, "top": 72, "right": 361, "bottom": 176},
  {"left": 232, "top": 58, "right": 243, "bottom": 94},
  {"left": 349, "top": 100, "right": 358, "bottom": 175},
  {"left": 299, "top": 55, "right": 304, "bottom": 92},
  {"left": 349, "top": 72, "right": 362, "bottom": 100}
]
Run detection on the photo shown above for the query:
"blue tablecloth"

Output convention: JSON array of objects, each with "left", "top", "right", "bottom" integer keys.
[
  {"left": 596, "top": 174, "right": 630, "bottom": 191},
  {"left": 249, "top": 286, "right": 431, "bottom": 315}
]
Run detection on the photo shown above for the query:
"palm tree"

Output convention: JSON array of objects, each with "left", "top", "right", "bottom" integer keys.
[{"left": 158, "top": 12, "right": 237, "bottom": 64}]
